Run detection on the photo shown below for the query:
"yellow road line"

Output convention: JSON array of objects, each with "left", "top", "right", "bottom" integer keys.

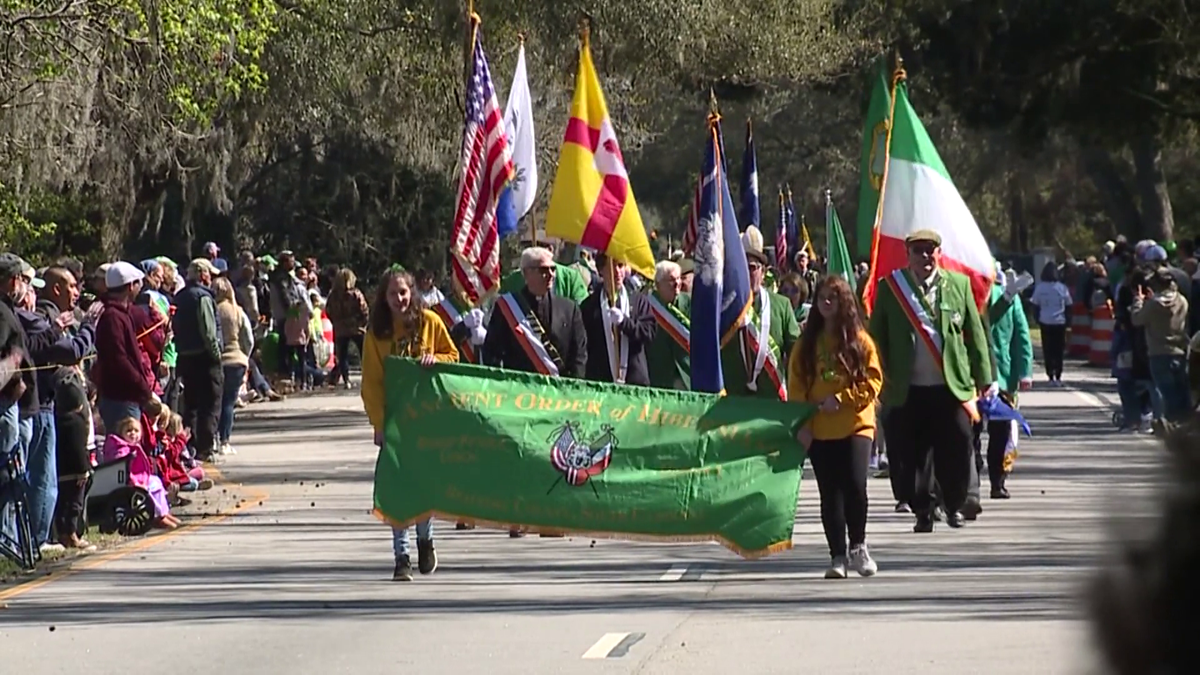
[{"left": 0, "top": 469, "right": 268, "bottom": 603}]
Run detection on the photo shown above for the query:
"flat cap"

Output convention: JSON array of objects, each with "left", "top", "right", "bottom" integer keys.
[{"left": 905, "top": 229, "right": 942, "bottom": 247}]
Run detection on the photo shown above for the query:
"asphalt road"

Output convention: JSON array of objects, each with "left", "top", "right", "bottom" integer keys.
[{"left": 0, "top": 367, "right": 1160, "bottom": 674}]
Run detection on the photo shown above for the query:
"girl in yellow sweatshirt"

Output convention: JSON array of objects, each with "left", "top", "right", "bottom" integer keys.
[
  {"left": 787, "top": 275, "right": 884, "bottom": 580},
  {"left": 360, "top": 267, "right": 459, "bottom": 582}
]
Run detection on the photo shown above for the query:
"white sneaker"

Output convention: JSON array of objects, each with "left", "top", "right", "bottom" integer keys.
[
  {"left": 849, "top": 544, "right": 878, "bottom": 577},
  {"left": 219, "top": 443, "right": 238, "bottom": 456},
  {"left": 39, "top": 542, "right": 66, "bottom": 555},
  {"left": 824, "top": 555, "right": 848, "bottom": 579}
]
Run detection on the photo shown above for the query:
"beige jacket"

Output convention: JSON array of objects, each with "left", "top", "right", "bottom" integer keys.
[{"left": 1132, "top": 290, "right": 1190, "bottom": 357}]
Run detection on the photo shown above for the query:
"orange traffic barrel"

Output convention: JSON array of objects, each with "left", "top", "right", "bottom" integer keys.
[
  {"left": 1068, "top": 301, "right": 1091, "bottom": 357},
  {"left": 1088, "top": 300, "right": 1114, "bottom": 367}
]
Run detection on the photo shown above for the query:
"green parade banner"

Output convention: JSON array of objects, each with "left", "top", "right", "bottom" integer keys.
[{"left": 373, "top": 359, "right": 814, "bottom": 559}]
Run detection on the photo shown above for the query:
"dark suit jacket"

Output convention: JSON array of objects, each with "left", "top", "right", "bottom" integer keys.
[
  {"left": 483, "top": 289, "right": 587, "bottom": 378},
  {"left": 580, "top": 290, "right": 656, "bottom": 387}
]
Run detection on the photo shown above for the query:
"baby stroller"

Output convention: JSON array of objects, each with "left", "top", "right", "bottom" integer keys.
[{"left": 86, "top": 439, "right": 156, "bottom": 537}]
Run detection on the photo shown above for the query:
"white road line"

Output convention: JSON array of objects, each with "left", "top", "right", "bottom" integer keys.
[
  {"left": 1072, "top": 389, "right": 1108, "bottom": 409},
  {"left": 659, "top": 564, "right": 689, "bottom": 581},
  {"left": 582, "top": 633, "right": 630, "bottom": 659}
]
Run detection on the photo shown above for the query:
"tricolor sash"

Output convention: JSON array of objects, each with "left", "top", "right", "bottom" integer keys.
[
  {"left": 741, "top": 288, "right": 787, "bottom": 401},
  {"left": 497, "top": 293, "right": 561, "bottom": 377},
  {"left": 647, "top": 293, "right": 690, "bottom": 352},
  {"left": 431, "top": 298, "right": 477, "bottom": 363},
  {"left": 885, "top": 269, "right": 979, "bottom": 421},
  {"left": 601, "top": 288, "right": 631, "bottom": 384}
]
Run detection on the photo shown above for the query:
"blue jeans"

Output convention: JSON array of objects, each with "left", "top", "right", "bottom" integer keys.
[
  {"left": 219, "top": 364, "right": 247, "bottom": 444},
  {"left": 22, "top": 409, "right": 57, "bottom": 546},
  {"left": 1149, "top": 355, "right": 1192, "bottom": 422},
  {"left": 1117, "top": 377, "right": 1159, "bottom": 426},
  {"left": 98, "top": 399, "right": 141, "bottom": 434},
  {"left": 0, "top": 403, "right": 18, "bottom": 465},
  {"left": 391, "top": 520, "right": 433, "bottom": 560}
]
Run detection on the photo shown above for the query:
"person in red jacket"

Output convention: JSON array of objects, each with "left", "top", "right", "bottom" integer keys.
[{"left": 93, "top": 262, "right": 161, "bottom": 432}]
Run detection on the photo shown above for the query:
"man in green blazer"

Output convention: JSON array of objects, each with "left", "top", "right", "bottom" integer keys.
[
  {"left": 646, "top": 260, "right": 691, "bottom": 390},
  {"left": 869, "top": 229, "right": 992, "bottom": 532},
  {"left": 722, "top": 225, "right": 801, "bottom": 400},
  {"left": 499, "top": 244, "right": 589, "bottom": 305}
]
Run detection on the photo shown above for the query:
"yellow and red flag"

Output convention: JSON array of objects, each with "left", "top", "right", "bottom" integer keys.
[{"left": 545, "top": 34, "right": 654, "bottom": 278}]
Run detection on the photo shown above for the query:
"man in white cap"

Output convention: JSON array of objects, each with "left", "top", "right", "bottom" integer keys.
[
  {"left": 722, "top": 225, "right": 801, "bottom": 399},
  {"left": 93, "top": 261, "right": 159, "bottom": 432}
]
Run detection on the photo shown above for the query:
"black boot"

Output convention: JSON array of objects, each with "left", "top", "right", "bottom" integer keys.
[
  {"left": 393, "top": 554, "right": 413, "bottom": 582},
  {"left": 417, "top": 538, "right": 438, "bottom": 575}
]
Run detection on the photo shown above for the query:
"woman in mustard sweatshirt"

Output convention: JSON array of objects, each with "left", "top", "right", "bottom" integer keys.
[
  {"left": 787, "top": 275, "right": 884, "bottom": 580},
  {"left": 360, "top": 267, "right": 459, "bottom": 582}
]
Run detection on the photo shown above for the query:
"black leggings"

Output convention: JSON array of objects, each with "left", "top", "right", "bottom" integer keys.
[
  {"left": 332, "top": 332, "right": 364, "bottom": 384},
  {"left": 1040, "top": 323, "right": 1067, "bottom": 379},
  {"left": 808, "top": 435, "right": 872, "bottom": 558}
]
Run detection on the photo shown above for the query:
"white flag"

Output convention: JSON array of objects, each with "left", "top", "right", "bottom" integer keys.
[{"left": 503, "top": 44, "right": 537, "bottom": 220}]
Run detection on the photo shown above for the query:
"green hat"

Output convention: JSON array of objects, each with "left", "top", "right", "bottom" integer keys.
[
  {"left": 905, "top": 229, "right": 942, "bottom": 247},
  {"left": 257, "top": 254, "right": 279, "bottom": 270}
]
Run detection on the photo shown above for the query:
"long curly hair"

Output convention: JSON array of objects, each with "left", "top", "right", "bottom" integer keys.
[
  {"left": 796, "top": 275, "right": 870, "bottom": 397},
  {"left": 368, "top": 268, "right": 425, "bottom": 341}
]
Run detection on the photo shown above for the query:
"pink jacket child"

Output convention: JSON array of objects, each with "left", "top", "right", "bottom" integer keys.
[{"left": 101, "top": 417, "right": 181, "bottom": 530}]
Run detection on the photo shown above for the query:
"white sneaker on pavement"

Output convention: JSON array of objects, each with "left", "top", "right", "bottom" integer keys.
[
  {"left": 825, "top": 555, "right": 848, "bottom": 579},
  {"left": 849, "top": 544, "right": 878, "bottom": 577}
]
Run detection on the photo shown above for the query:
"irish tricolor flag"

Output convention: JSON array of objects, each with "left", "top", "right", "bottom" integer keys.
[{"left": 863, "top": 69, "right": 994, "bottom": 313}]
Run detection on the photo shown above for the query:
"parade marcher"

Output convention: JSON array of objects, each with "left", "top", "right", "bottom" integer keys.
[
  {"left": 678, "top": 258, "right": 694, "bottom": 294},
  {"left": 484, "top": 246, "right": 587, "bottom": 538},
  {"left": 788, "top": 275, "right": 883, "bottom": 578},
  {"left": 498, "top": 245, "right": 590, "bottom": 306},
  {"left": 427, "top": 280, "right": 487, "bottom": 367},
  {"left": 722, "top": 226, "right": 800, "bottom": 399},
  {"left": 1132, "top": 267, "right": 1192, "bottom": 426},
  {"left": 965, "top": 264, "right": 1033, "bottom": 514},
  {"left": 484, "top": 247, "right": 587, "bottom": 380},
  {"left": 173, "top": 259, "right": 224, "bottom": 460},
  {"left": 778, "top": 272, "right": 812, "bottom": 327},
  {"left": 869, "top": 230, "right": 992, "bottom": 532},
  {"left": 580, "top": 253, "right": 656, "bottom": 387},
  {"left": 360, "top": 267, "right": 458, "bottom": 581},
  {"left": 646, "top": 260, "right": 691, "bottom": 390},
  {"left": 1030, "top": 262, "right": 1072, "bottom": 386},
  {"left": 793, "top": 249, "right": 821, "bottom": 294}
]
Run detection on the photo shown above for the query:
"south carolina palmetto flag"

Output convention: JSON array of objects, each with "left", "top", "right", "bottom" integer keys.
[{"left": 545, "top": 33, "right": 654, "bottom": 278}]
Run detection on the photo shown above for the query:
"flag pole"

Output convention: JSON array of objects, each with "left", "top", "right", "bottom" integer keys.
[
  {"left": 453, "top": 0, "right": 481, "bottom": 310},
  {"left": 518, "top": 31, "right": 537, "bottom": 250},
  {"left": 863, "top": 50, "right": 906, "bottom": 314}
]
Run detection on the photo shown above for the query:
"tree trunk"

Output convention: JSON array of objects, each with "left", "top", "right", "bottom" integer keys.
[
  {"left": 1080, "top": 147, "right": 1142, "bottom": 238},
  {"left": 1132, "top": 133, "right": 1175, "bottom": 243},
  {"left": 1006, "top": 173, "right": 1030, "bottom": 253}
]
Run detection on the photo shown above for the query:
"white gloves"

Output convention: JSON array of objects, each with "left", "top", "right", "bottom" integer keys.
[
  {"left": 1001, "top": 271, "right": 1034, "bottom": 300},
  {"left": 604, "top": 306, "right": 627, "bottom": 326},
  {"left": 468, "top": 326, "right": 487, "bottom": 345},
  {"left": 462, "top": 308, "right": 485, "bottom": 330},
  {"left": 984, "top": 382, "right": 1001, "bottom": 400}
]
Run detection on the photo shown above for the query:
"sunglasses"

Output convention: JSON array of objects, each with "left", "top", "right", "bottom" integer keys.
[
  {"left": 908, "top": 244, "right": 936, "bottom": 256},
  {"left": 748, "top": 262, "right": 763, "bottom": 272}
]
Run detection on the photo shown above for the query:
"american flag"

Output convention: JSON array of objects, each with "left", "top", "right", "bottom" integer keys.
[
  {"left": 681, "top": 178, "right": 700, "bottom": 255},
  {"left": 451, "top": 27, "right": 514, "bottom": 304},
  {"left": 774, "top": 188, "right": 789, "bottom": 272}
]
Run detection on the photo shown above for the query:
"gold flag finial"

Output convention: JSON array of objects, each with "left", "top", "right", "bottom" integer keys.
[
  {"left": 579, "top": 16, "right": 591, "bottom": 47},
  {"left": 892, "top": 48, "right": 907, "bottom": 83}
]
